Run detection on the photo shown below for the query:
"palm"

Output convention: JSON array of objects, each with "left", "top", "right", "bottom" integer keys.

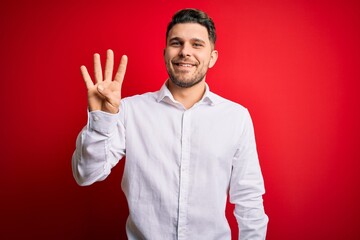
[{"left": 80, "top": 49, "right": 128, "bottom": 114}]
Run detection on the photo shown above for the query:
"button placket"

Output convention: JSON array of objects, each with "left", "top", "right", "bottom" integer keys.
[{"left": 177, "top": 110, "right": 192, "bottom": 240}]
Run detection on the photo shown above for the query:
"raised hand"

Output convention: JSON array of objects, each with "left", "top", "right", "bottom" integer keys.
[{"left": 80, "top": 49, "right": 128, "bottom": 114}]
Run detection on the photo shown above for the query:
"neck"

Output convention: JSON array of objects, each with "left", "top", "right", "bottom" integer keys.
[{"left": 167, "top": 80, "right": 206, "bottom": 109}]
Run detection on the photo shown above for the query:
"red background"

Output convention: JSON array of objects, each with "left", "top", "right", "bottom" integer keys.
[{"left": 1, "top": 0, "right": 359, "bottom": 239}]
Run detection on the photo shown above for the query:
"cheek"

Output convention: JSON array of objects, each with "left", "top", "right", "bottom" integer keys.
[
  {"left": 196, "top": 51, "right": 211, "bottom": 62},
  {"left": 164, "top": 55, "right": 172, "bottom": 69},
  {"left": 164, "top": 48, "right": 178, "bottom": 57},
  {"left": 198, "top": 55, "right": 211, "bottom": 66},
  {"left": 164, "top": 52, "right": 175, "bottom": 64}
]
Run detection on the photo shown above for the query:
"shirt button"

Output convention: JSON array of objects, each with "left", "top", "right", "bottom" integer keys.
[{"left": 93, "top": 116, "right": 99, "bottom": 121}]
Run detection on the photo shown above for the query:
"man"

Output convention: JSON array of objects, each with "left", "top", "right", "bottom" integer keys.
[{"left": 72, "top": 8, "right": 268, "bottom": 240}]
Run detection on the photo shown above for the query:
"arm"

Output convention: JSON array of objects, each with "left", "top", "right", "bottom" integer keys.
[
  {"left": 229, "top": 110, "right": 268, "bottom": 240},
  {"left": 72, "top": 50, "right": 127, "bottom": 186},
  {"left": 72, "top": 109, "right": 126, "bottom": 186}
]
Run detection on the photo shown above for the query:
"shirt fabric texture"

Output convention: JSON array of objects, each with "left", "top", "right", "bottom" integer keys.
[{"left": 72, "top": 82, "right": 268, "bottom": 240}]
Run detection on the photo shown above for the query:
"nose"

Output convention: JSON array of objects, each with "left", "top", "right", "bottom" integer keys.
[{"left": 179, "top": 43, "right": 192, "bottom": 57}]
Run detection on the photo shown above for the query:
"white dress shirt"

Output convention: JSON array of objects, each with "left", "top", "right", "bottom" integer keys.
[{"left": 72, "top": 82, "right": 268, "bottom": 240}]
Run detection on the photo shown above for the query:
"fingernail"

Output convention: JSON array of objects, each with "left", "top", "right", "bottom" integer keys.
[{"left": 98, "top": 85, "right": 104, "bottom": 92}]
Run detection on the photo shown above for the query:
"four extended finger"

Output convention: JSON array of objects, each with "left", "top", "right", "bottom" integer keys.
[
  {"left": 80, "top": 65, "right": 94, "bottom": 89},
  {"left": 104, "top": 49, "right": 114, "bottom": 81},
  {"left": 94, "top": 53, "right": 103, "bottom": 83},
  {"left": 114, "top": 55, "right": 128, "bottom": 85}
]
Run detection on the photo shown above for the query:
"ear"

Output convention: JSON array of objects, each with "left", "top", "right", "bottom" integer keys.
[{"left": 208, "top": 50, "right": 218, "bottom": 68}]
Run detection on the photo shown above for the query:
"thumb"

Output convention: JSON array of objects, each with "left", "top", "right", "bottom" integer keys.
[
  {"left": 97, "top": 83, "right": 120, "bottom": 108},
  {"left": 97, "top": 84, "right": 112, "bottom": 99},
  {"left": 97, "top": 84, "right": 105, "bottom": 93}
]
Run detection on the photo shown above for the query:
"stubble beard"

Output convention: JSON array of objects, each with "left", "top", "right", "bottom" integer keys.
[{"left": 166, "top": 62, "right": 208, "bottom": 88}]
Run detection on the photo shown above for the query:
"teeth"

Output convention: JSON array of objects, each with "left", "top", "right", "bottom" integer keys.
[{"left": 178, "top": 64, "right": 193, "bottom": 67}]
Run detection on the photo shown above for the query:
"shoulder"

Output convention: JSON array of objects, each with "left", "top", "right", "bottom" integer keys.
[
  {"left": 119, "top": 91, "right": 163, "bottom": 117},
  {"left": 207, "top": 91, "right": 255, "bottom": 138},
  {"left": 209, "top": 91, "right": 249, "bottom": 116},
  {"left": 121, "top": 91, "right": 159, "bottom": 105}
]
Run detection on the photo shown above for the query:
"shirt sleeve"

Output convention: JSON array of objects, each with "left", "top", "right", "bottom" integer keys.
[
  {"left": 229, "top": 109, "right": 269, "bottom": 240},
  {"left": 71, "top": 104, "right": 126, "bottom": 186}
]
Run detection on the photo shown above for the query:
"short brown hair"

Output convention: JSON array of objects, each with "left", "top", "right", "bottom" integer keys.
[{"left": 166, "top": 8, "right": 217, "bottom": 45}]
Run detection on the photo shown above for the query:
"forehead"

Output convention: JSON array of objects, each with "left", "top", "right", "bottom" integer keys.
[{"left": 167, "top": 23, "right": 209, "bottom": 42}]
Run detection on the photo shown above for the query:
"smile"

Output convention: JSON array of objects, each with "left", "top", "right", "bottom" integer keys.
[{"left": 173, "top": 62, "right": 196, "bottom": 68}]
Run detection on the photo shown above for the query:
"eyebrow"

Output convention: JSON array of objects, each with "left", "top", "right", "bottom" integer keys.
[
  {"left": 192, "top": 38, "right": 206, "bottom": 44},
  {"left": 168, "top": 37, "right": 206, "bottom": 44}
]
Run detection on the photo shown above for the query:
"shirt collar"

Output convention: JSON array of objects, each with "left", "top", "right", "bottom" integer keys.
[{"left": 156, "top": 80, "right": 224, "bottom": 106}]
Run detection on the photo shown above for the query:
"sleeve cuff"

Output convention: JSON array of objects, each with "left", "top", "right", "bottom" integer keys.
[{"left": 88, "top": 110, "right": 120, "bottom": 134}]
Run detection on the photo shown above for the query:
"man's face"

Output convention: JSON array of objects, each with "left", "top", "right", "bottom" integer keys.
[{"left": 164, "top": 23, "right": 218, "bottom": 88}]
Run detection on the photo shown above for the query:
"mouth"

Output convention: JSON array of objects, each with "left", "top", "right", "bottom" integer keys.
[{"left": 173, "top": 62, "right": 197, "bottom": 69}]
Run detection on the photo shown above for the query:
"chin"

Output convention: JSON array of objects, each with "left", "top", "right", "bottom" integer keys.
[{"left": 169, "top": 76, "right": 203, "bottom": 88}]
